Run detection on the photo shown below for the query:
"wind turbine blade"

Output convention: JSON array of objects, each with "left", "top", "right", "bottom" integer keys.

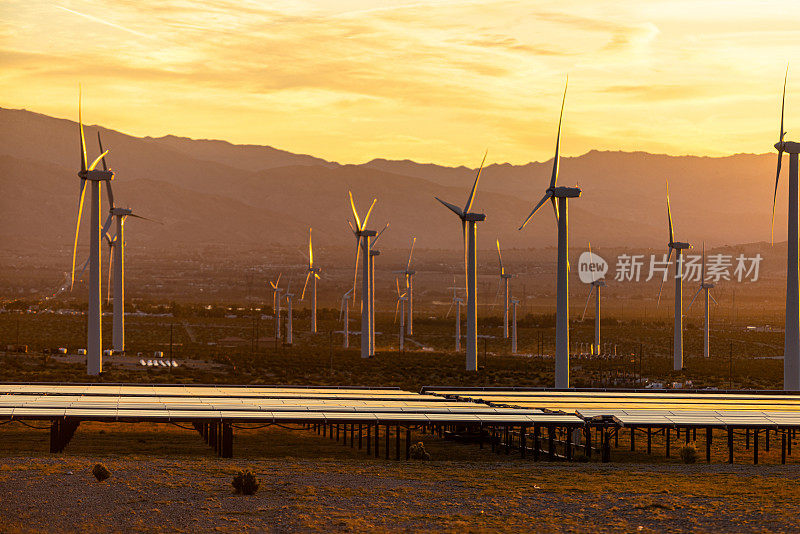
[
  {"left": 551, "top": 196, "right": 559, "bottom": 223},
  {"left": 101, "top": 213, "right": 114, "bottom": 237},
  {"left": 464, "top": 149, "right": 487, "bottom": 214},
  {"left": 519, "top": 192, "right": 552, "bottom": 230},
  {"left": 687, "top": 287, "right": 702, "bottom": 310},
  {"left": 127, "top": 214, "right": 162, "bottom": 224},
  {"left": 362, "top": 198, "right": 377, "bottom": 229},
  {"left": 97, "top": 132, "right": 114, "bottom": 208},
  {"left": 372, "top": 222, "right": 389, "bottom": 247},
  {"left": 710, "top": 292, "right": 719, "bottom": 306},
  {"left": 702, "top": 242, "right": 706, "bottom": 282},
  {"left": 773, "top": 66, "right": 788, "bottom": 245},
  {"left": 581, "top": 286, "right": 594, "bottom": 321},
  {"left": 406, "top": 236, "right": 416, "bottom": 271},
  {"left": 347, "top": 219, "right": 356, "bottom": 234},
  {"left": 348, "top": 191, "right": 361, "bottom": 230},
  {"left": 107, "top": 250, "right": 113, "bottom": 304},
  {"left": 496, "top": 238, "right": 504, "bottom": 274},
  {"left": 78, "top": 88, "right": 87, "bottom": 173},
  {"left": 666, "top": 180, "right": 674, "bottom": 244},
  {"left": 462, "top": 220, "right": 468, "bottom": 293},
  {"left": 550, "top": 76, "right": 568, "bottom": 189},
  {"left": 656, "top": 249, "right": 673, "bottom": 308},
  {"left": 308, "top": 227, "right": 313, "bottom": 268},
  {"left": 88, "top": 150, "right": 109, "bottom": 171},
  {"left": 395, "top": 276, "right": 401, "bottom": 297},
  {"left": 445, "top": 300, "right": 454, "bottom": 318},
  {"left": 276, "top": 273, "right": 282, "bottom": 287},
  {"left": 435, "top": 197, "right": 464, "bottom": 218},
  {"left": 300, "top": 271, "right": 311, "bottom": 300},
  {"left": 70, "top": 179, "right": 88, "bottom": 290},
  {"left": 394, "top": 300, "right": 400, "bottom": 323},
  {"left": 588, "top": 241, "right": 595, "bottom": 282},
  {"left": 352, "top": 236, "right": 361, "bottom": 304}
]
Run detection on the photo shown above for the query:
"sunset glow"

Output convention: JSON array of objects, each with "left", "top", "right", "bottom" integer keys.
[{"left": 2, "top": 0, "right": 799, "bottom": 165}]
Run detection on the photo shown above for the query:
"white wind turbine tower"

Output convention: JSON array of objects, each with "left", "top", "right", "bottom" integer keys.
[
  {"left": 510, "top": 298, "right": 519, "bottom": 354},
  {"left": 70, "top": 91, "right": 112, "bottom": 375},
  {"left": 518, "top": 79, "right": 580, "bottom": 388},
  {"left": 285, "top": 282, "right": 294, "bottom": 345},
  {"left": 688, "top": 243, "right": 717, "bottom": 359},
  {"left": 347, "top": 191, "right": 377, "bottom": 359},
  {"left": 368, "top": 223, "right": 389, "bottom": 356},
  {"left": 771, "top": 66, "right": 800, "bottom": 389},
  {"left": 97, "top": 133, "right": 157, "bottom": 354},
  {"left": 446, "top": 276, "right": 463, "bottom": 352},
  {"left": 657, "top": 181, "right": 692, "bottom": 371},
  {"left": 339, "top": 289, "right": 352, "bottom": 348},
  {"left": 435, "top": 152, "right": 488, "bottom": 371},
  {"left": 394, "top": 277, "right": 408, "bottom": 352},
  {"left": 580, "top": 242, "right": 606, "bottom": 356},
  {"left": 269, "top": 274, "right": 282, "bottom": 340},
  {"left": 301, "top": 228, "right": 321, "bottom": 333},
  {"left": 393, "top": 237, "right": 416, "bottom": 336},
  {"left": 495, "top": 238, "right": 513, "bottom": 339}
]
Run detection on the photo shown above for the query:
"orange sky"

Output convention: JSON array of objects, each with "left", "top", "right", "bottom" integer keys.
[{"left": 1, "top": 0, "right": 798, "bottom": 166}]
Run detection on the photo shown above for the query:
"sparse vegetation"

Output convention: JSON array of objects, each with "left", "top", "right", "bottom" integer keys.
[
  {"left": 409, "top": 442, "right": 431, "bottom": 460},
  {"left": 679, "top": 444, "right": 699, "bottom": 464},
  {"left": 91, "top": 463, "right": 111, "bottom": 481},
  {"left": 232, "top": 470, "right": 260, "bottom": 495}
]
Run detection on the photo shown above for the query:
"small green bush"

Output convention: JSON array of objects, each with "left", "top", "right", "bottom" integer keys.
[
  {"left": 92, "top": 463, "right": 111, "bottom": 482},
  {"left": 232, "top": 470, "right": 260, "bottom": 495},
  {"left": 409, "top": 442, "right": 431, "bottom": 460},
  {"left": 679, "top": 444, "right": 698, "bottom": 464}
]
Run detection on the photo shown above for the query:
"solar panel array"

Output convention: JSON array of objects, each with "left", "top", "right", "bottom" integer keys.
[
  {"left": 0, "top": 384, "right": 583, "bottom": 426},
  {"left": 424, "top": 388, "right": 800, "bottom": 428}
]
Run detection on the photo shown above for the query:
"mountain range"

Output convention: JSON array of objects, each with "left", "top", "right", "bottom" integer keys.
[{"left": 0, "top": 106, "right": 784, "bottom": 264}]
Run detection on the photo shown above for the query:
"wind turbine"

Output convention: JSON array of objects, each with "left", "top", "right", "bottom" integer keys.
[
  {"left": 657, "top": 181, "right": 692, "bottom": 371},
  {"left": 70, "top": 90, "right": 112, "bottom": 375},
  {"left": 495, "top": 238, "right": 513, "bottom": 339},
  {"left": 446, "top": 275, "right": 463, "bottom": 352},
  {"left": 393, "top": 237, "right": 416, "bottom": 336},
  {"left": 518, "top": 79, "right": 580, "bottom": 388},
  {"left": 300, "top": 228, "right": 321, "bottom": 333},
  {"left": 347, "top": 191, "right": 377, "bottom": 359},
  {"left": 580, "top": 242, "right": 606, "bottom": 356},
  {"left": 772, "top": 66, "right": 800, "bottom": 389},
  {"left": 339, "top": 289, "right": 352, "bottom": 348},
  {"left": 510, "top": 298, "right": 519, "bottom": 354},
  {"left": 435, "top": 152, "right": 488, "bottom": 371},
  {"left": 285, "top": 282, "right": 294, "bottom": 345},
  {"left": 394, "top": 277, "right": 408, "bottom": 352},
  {"left": 97, "top": 133, "right": 157, "bottom": 354},
  {"left": 688, "top": 243, "right": 717, "bottom": 359},
  {"left": 368, "top": 222, "right": 389, "bottom": 356},
  {"left": 269, "top": 274, "right": 282, "bottom": 341}
]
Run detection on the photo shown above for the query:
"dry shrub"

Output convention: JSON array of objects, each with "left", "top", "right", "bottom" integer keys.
[
  {"left": 92, "top": 463, "right": 111, "bottom": 482},
  {"left": 409, "top": 442, "right": 431, "bottom": 460},
  {"left": 679, "top": 444, "right": 698, "bottom": 464},
  {"left": 232, "top": 470, "right": 260, "bottom": 495}
]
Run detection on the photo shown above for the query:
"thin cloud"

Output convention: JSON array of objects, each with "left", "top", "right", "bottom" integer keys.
[{"left": 55, "top": 5, "right": 154, "bottom": 39}]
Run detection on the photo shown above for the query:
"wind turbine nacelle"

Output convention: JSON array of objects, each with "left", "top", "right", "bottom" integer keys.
[
  {"left": 501, "top": 273, "right": 514, "bottom": 279},
  {"left": 776, "top": 141, "right": 800, "bottom": 154},
  {"left": 111, "top": 207, "right": 133, "bottom": 216},
  {"left": 310, "top": 267, "right": 321, "bottom": 273},
  {"left": 80, "top": 169, "right": 114, "bottom": 181},
  {"left": 553, "top": 186, "right": 581, "bottom": 198},
  {"left": 593, "top": 280, "right": 607, "bottom": 287},
  {"left": 702, "top": 282, "right": 715, "bottom": 289},
  {"left": 370, "top": 250, "right": 381, "bottom": 256},
  {"left": 463, "top": 213, "right": 486, "bottom": 222},
  {"left": 361, "top": 229, "right": 378, "bottom": 237},
  {"left": 670, "top": 242, "right": 692, "bottom": 250}
]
